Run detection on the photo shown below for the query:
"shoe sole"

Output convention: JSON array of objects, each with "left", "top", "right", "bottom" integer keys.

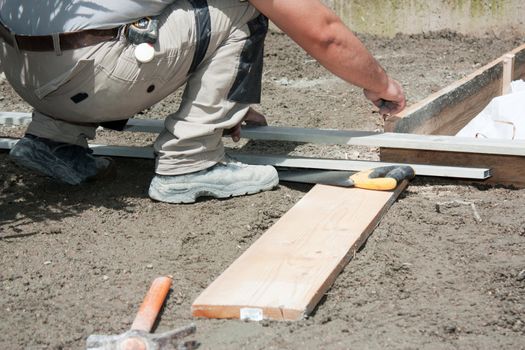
[{"left": 149, "top": 178, "right": 279, "bottom": 204}]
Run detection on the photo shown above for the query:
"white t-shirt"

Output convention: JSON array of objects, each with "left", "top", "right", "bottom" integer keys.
[{"left": 0, "top": 0, "right": 175, "bottom": 35}]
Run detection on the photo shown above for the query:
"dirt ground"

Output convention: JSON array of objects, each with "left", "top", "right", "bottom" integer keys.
[{"left": 1, "top": 29, "right": 524, "bottom": 350}]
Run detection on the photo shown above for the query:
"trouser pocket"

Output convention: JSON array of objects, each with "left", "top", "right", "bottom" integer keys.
[{"left": 35, "top": 59, "right": 95, "bottom": 100}]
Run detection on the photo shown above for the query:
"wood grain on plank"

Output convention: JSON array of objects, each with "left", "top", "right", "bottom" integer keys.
[{"left": 192, "top": 183, "right": 407, "bottom": 321}]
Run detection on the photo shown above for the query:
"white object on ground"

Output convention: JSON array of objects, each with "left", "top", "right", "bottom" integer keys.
[
  {"left": 510, "top": 79, "right": 525, "bottom": 93},
  {"left": 457, "top": 79, "right": 525, "bottom": 140}
]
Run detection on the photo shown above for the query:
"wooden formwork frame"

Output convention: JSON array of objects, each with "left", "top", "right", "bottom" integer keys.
[{"left": 382, "top": 43, "right": 525, "bottom": 188}]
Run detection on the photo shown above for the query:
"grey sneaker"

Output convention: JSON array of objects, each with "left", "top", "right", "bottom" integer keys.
[
  {"left": 148, "top": 156, "right": 279, "bottom": 204},
  {"left": 9, "top": 134, "right": 115, "bottom": 185}
]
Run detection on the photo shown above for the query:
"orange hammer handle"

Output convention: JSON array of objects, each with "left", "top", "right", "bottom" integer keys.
[{"left": 131, "top": 276, "right": 173, "bottom": 332}]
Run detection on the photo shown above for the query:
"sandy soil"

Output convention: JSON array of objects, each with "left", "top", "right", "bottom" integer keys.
[{"left": 1, "top": 30, "right": 524, "bottom": 350}]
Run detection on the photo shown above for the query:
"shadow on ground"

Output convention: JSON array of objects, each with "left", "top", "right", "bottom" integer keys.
[{"left": 0, "top": 154, "right": 155, "bottom": 231}]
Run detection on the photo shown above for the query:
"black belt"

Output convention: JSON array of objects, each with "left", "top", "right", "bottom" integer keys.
[{"left": 0, "top": 21, "right": 120, "bottom": 52}]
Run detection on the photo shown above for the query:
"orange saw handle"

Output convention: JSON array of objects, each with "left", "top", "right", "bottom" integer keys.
[
  {"left": 350, "top": 165, "right": 415, "bottom": 191},
  {"left": 131, "top": 276, "right": 173, "bottom": 332}
]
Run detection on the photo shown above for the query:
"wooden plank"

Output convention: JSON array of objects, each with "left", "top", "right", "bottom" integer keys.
[
  {"left": 380, "top": 148, "right": 525, "bottom": 188},
  {"left": 385, "top": 43, "right": 525, "bottom": 135},
  {"left": 192, "top": 182, "right": 407, "bottom": 321}
]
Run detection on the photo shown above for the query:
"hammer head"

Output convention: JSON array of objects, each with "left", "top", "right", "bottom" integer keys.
[{"left": 86, "top": 324, "right": 197, "bottom": 350}]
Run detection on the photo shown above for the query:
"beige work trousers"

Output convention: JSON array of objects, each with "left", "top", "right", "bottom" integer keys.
[{"left": 0, "top": 0, "right": 266, "bottom": 175}]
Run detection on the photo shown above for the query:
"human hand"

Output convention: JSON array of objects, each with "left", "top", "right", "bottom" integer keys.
[
  {"left": 225, "top": 107, "right": 268, "bottom": 142},
  {"left": 363, "top": 77, "right": 406, "bottom": 117}
]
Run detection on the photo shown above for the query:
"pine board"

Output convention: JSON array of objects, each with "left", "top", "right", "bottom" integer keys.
[{"left": 192, "top": 183, "right": 407, "bottom": 321}]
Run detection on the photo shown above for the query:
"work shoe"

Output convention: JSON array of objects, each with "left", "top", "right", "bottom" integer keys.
[
  {"left": 148, "top": 156, "right": 279, "bottom": 204},
  {"left": 9, "top": 134, "right": 115, "bottom": 185}
]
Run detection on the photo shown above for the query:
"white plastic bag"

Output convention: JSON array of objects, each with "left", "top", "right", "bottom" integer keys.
[
  {"left": 510, "top": 79, "right": 525, "bottom": 93},
  {"left": 457, "top": 80, "right": 525, "bottom": 140}
]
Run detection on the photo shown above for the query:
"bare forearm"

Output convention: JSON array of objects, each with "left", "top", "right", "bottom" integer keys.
[
  {"left": 250, "top": 0, "right": 406, "bottom": 115},
  {"left": 315, "top": 19, "right": 389, "bottom": 94}
]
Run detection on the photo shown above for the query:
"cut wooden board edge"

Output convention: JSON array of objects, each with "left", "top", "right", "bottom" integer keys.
[
  {"left": 192, "top": 304, "right": 305, "bottom": 321},
  {"left": 191, "top": 182, "right": 408, "bottom": 321},
  {"left": 385, "top": 42, "right": 525, "bottom": 135}
]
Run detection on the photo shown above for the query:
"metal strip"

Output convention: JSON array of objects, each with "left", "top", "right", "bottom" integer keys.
[
  {"left": 229, "top": 153, "right": 491, "bottom": 179},
  {"left": 239, "top": 126, "right": 525, "bottom": 156},
  {"left": 2, "top": 112, "right": 524, "bottom": 156},
  {"left": 0, "top": 112, "right": 32, "bottom": 126},
  {"left": 0, "top": 138, "right": 491, "bottom": 179},
  {"left": 0, "top": 138, "right": 155, "bottom": 159}
]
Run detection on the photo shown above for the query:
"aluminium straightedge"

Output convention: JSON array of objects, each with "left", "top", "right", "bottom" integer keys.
[
  {"left": 0, "top": 112, "right": 492, "bottom": 179},
  {"left": 0, "top": 137, "right": 490, "bottom": 179},
  {"left": 1, "top": 111, "right": 524, "bottom": 156}
]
